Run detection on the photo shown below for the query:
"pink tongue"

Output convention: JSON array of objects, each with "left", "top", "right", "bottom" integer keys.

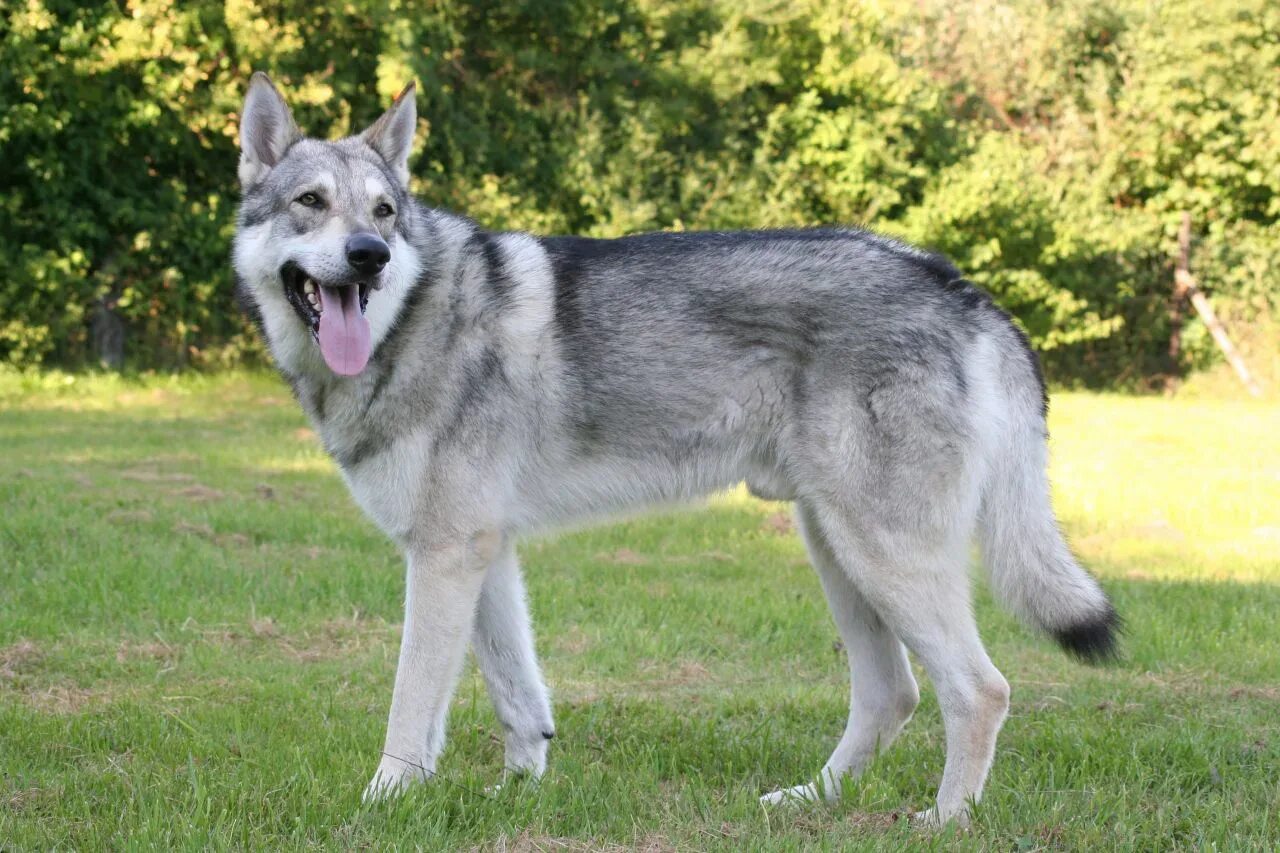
[{"left": 316, "top": 285, "right": 371, "bottom": 376}]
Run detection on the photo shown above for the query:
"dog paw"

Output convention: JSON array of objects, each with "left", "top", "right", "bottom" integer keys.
[
  {"left": 362, "top": 757, "right": 430, "bottom": 803},
  {"left": 909, "top": 807, "right": 938, "bottom": 827},
  {"left": 910, "top": 805, "right": 970, "bottom": 829},
  {"left": 759, "top": 782, "right": 824, "bottom": 806},
  {"left": 484, "top": 767, "right": 543, "bottom": 797},
  {"left": 503, "top": 730, "right": 550, "bottom": 778}
]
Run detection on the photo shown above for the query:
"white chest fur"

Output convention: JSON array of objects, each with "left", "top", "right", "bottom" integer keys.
[{"left": 337, "top": 432, "right": 430, "bottom": 542}]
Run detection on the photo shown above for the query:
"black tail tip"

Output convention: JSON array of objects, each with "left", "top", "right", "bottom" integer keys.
[{"left": 1052, "top": 605, "right": 1121, "bottom": 664}]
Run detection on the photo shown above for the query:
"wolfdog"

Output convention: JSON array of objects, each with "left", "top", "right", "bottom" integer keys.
[{"left": 232, "top": 73, "right": 1117, "bottom": 825}]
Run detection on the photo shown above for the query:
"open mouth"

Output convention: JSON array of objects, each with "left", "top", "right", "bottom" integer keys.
[
  {"left": 281, "top": 263, "right": 374, "bottom": 376},
  {"left": 282, "top": 263, "right": 372, "bottom": 334}
]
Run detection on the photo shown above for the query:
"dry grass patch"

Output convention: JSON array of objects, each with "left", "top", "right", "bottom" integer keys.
[
  {"left": 481, "top": 832, "right": 678, "bottom": 853},
  {"left": 0, "top": 640, "right": 42, "bottom": 680},
  {"left": 172, "top": 484, "right": 226, "bottom": 502},
  {"left": 12, "top": 683, "right": 129, "bottom": 715},
  {"left": 120, "top": 468, "right": 194, "bottom": 483}
]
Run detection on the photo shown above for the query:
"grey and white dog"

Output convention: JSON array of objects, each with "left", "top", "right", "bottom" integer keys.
[{"left": 232, "top": 74, "right": 1116, "bottom": 825}]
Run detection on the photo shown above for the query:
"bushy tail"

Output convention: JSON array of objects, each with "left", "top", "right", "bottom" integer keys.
[{"left": 979, "top": 402, "right": 1119, "bottom": 663}]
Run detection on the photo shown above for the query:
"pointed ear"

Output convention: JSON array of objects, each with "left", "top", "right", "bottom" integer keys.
[
  {"left": 361, "top": 82, "right": 417, "bottom": 186},
  {"left": 238, "top": 72, "right": 300, "bottom": 187}
]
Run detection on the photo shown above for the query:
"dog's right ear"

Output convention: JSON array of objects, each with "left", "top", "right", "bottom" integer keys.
[{"left": 239, "top": 72, "right": 300, "bottom": 187}]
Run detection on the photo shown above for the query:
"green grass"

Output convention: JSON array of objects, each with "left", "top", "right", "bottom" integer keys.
[{"left": 2, "top": 371, "right": 1277, "bottom": 850}]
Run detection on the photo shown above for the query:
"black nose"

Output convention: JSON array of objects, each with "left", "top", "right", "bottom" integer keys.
[{"left": 346, "top": 233, "right": 391, "bottom": 274}]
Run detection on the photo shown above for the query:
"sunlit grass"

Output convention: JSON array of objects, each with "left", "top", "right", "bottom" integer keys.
[
  {"left": 1050, "top": 394, "right": 1280, "bottom": 583},
  {"left": 2, "top": 371, "right": 1277, "bottom": 849}
]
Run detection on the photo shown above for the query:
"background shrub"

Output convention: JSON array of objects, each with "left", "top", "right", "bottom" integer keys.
[{"left": 1, "top": 0, "right": 1275, "bottom": 386}]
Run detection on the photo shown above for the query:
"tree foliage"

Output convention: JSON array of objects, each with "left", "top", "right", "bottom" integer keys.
[{"left": 2, "top": 0, "right": 1276, "bottom": 384}]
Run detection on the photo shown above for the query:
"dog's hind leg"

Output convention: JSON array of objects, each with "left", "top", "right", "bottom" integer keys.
[
  {"left": 761, "top": 500, "right": 919, "bottom": 805},
  {"left": 472, "top": 540, "right": 555, "bottom": 777},
  {"left": 812, "top": 508, "right": 1010, "bottom": 827}
]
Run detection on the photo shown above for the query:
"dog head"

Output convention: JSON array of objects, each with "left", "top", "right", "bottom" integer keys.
[{"left": 232, "top": 73, "right": 420, "bottom": 378}]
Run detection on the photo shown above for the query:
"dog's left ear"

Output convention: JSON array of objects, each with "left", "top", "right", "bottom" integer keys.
[{"left": 362, "top": 82, "right": 417, "bottom": 187}]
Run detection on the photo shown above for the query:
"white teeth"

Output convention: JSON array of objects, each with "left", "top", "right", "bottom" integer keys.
[{"left": 301, "top": 278, "right": 320, "bottom": 314}]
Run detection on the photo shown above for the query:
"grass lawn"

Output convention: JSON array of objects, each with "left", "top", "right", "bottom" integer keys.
[{"left": 1, "top": 371, "right": 1277, "bottom": 849}]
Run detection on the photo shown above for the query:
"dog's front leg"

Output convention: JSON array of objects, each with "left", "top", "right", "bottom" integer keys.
[
  {"left": 473, "top": 539, "right": 555, "bottom": 777},
  {"left": 364, "top": 531, "right": 499, "bottom": 800}
]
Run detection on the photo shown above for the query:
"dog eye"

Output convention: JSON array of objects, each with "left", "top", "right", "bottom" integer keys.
[
  {"left": 296, "top": 192, "right": 323, "bottom": 208},
  {"left": 374, "top": 202, "right": 395, "bottom": 218}
]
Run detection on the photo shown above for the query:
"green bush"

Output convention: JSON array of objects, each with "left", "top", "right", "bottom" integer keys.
[{"left": 1, "top": 0, "right": 1275, "bottom": 385}]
